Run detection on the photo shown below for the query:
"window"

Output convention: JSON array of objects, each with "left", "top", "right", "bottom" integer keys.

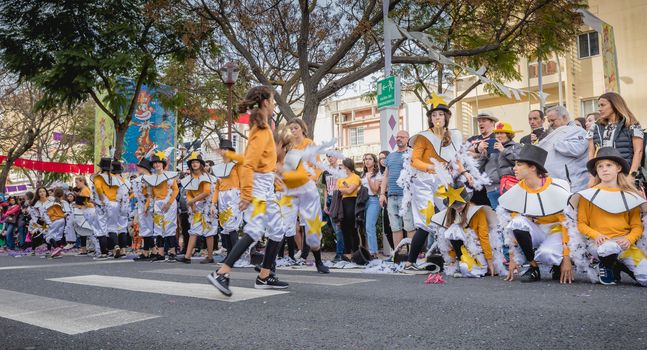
[
  {"left": 578, "top": 32, "right": 599, "bottom": 59},
  {"left": 349, "top": 126, "right": 364, "bottom": 146},
  {"left": 528, "top": 61, "right": 558, "bottom": 78},
  {"left": 232, "top": 134, "right": 239, "bottom": 150},
  {"left": 581, "top": 98, "right": 597, "bottom": 117}
]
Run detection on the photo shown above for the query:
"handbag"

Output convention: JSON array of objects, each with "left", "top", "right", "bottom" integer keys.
[{"left": 499, "top": 175, "right": 519, "bottom": 195}]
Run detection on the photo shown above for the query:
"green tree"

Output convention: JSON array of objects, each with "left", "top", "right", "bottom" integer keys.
[
  {"left": 192, "top": 0, "right": 585, "bottom": 135},
  {"left": 0, "top": 0, "right": 211, "bottom": 159}
]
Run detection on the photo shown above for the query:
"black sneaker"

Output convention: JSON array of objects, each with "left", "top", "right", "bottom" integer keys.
[
  {"left": 150, "top": 254, "right": 165, "bottom": 262},
  {"left": 316, "top": 263, "right": 330, "bottom": 274},
  {"left": 166, "top": 254, "right": 177, "bottom": 263},
  {"left": 176, "top": 256, "right": 191, "bottom": 264},
  {"left": 598, "top": 263, "right": 616, "bottom": 285},
  {"left": 207, "top": 272, "right": 232, "bottom": 297},
  {"left": 200, "top": 257, "right": 215, "bottom": 264},
  {"left": 550, "top": 265, "right": 561, "bottom": 281},
  {"left": 133, "top": 254, "right": 150, "bottom": 262},
  {"left": 255, "top": 275, "right": 289, "bottom": 289},
  {"left": 520, "top": 266, "right": 541, "bottom": 283}
]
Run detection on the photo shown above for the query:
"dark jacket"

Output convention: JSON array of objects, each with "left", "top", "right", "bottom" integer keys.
[
  {"left": 590, "top": 118, "right": 640, "bottom": 168},
  {"left": 520, "top": 127, "right": 546, "bottom": 145},
  {"left": 479, "top": 141, "right": 520, "bottom": 192},
  {"left": 329, "top": 190, "right": 344, "bottom": 225},
  {"left": 354, "top": 186, "right": 369, "bottom": 229}
]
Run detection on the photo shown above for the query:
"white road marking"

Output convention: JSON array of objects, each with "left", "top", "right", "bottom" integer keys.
[
  {"left": 0, "top": 259, "right": 132, "bottom": 271},
  {"left": 48, "top": 275, "right": 288, "bottom": 302},
  {"left": 144, "top": 268, "right": 376, "bottom": 286},
  {"left": 0, "top": 289, "right": 158, "bottom": 335}
]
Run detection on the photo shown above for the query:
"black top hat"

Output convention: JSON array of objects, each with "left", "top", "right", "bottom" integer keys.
[
  {"left": 587, "top": 147, "right": 629, "bottom": 176},
  {"left": 513, "top": 144, "right": 548, "bottom": 174},
  {"left": 98, "top": 158, "right": 112, "bottom": 172},
  {"left": 111, "top": 159, "right": 123, "bottom": 174},
  {"left": 150, "top": 151, "right": 168, "bottom": 167},
  {"left": 136, "top": 158, "right": 152, "bottom": 172},
  {"left": 430, "top": 104, "right": 452, "bottom": 116},
  {"left": 186, "top": 151, "right": 206, "bottom": 168},
  {"left": 443, "top": 179, "right": 473, "bottom": 210},
  {"left": 218, "top": 139, "right": 236, "bottom": 152}
]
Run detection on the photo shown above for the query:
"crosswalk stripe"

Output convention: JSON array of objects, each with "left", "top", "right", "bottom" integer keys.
[
  {"left": 144, "top": 268, "right": 376, "bottom": 286},
  {"left": 48, "top": 275, "right": 288, "bottom": 302},
  {"left": 0, "top": 259, "right": 132, "bottom": 271},
  {"left": 0, "top": 289, "right": 158, "bottom": 335}
]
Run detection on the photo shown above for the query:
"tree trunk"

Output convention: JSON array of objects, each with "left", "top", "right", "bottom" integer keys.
[
  {"left": 113, "top": 120, "right": 129, "bottom": 161},
  {"left": 301, "top": 97, "right": 321, "bottom": 139},
  {"left": 0, "top": 157, "right": 17, "bottom": 193}
]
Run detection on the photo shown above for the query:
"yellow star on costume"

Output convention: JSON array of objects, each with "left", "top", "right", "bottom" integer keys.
[
  {"left": 188, "top": 151, "right": 200, "bottom": 161},
  {"left": 549, "top": 224, "right": 563, "bottom": 235},
  {"left": 278, "top": 195, "right": 294, "bottom": 208},
  {"left": 459, "top": 246, "right": 482, "bottom": 272},
  {"left": 418, "top": 200, "right": 435, "bottom": 226},
  {"left": 153, "top": 213, "right": 164, "bottom": 227},
  {"left": 251, "top": 198, "right": 266, "bottom": 218},
  {"left": 619, "top": 246, "right": 646, "bottom": 267},
  {"left": 192, "top": 212, "right": 202, "bottom": 225},
  {"left": 306, "top": 213, "right": 326, "bottom": 238},
  {"left": 154, "top": 150, "right": 167, "bottom": 160},
  {"left": 425, "top": 92, "right": 448, "bottom": 108},
  {"left": 219, "top": 207, "right": 233, "bottom": 226},
  {"left": 436, "top": 185, "right": 466, "bottom": 207}
]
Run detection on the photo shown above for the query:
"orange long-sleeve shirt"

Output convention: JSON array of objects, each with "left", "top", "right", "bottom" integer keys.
[
  {"left": 187, "top": 179, "right": 211, "bottom": 202},
  {"left": 577, "top": 194, "right": 643, "bottom": 244},
  {"left": 411, "top": 132, "right": 443, "bottom": 172},
  {"left": 468, "top": 209, "right": 493, "bottom": 261},
  {"left": 78, "top": 187, "right": 94, "bottom": 208},
  {"left": 93, "top": 174, "right": 118, "bottom": 202},
  {"left": 150, "top": 177, "right": 179, "bottom": 201},
  {"left": 47, "top": 204, "right": 65, "bottom": 221},
  {"left": 282, "top": 163, "right": 311, "bottom": 190},
  {"left": 239, "top": 126, "right": 277, "bottom": 202}
]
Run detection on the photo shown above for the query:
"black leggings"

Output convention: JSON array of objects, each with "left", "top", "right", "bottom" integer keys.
[
  {"left": 79, "top": 236, "right": 87, "bottom": 248},
  {"left": 407, "top": 228, "right": 429, "bottom": 263},
  {"left": 98, "top": 236, "right": 109, "bottom": 255},
  {"left": 512, "top": 229, "right": 535, "bottom": 262},
  {"left": 450, "top": 240, "right": 464, "bottom": 260},
  {"left": 383, "top": 206, "right": 394, "bottom": 250},
  {"left": 341, "top": 197, "right": 358, "bottom": 254}
]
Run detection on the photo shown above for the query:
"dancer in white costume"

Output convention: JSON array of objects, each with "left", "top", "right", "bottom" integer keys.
[
  {"left": 111, "top": 159, "right": 130, "bottom": 258},
  {"left": 132, "top": 156, "right": 155, "bottom": 261},
  {"left": 403, "top": 98, "right": 476, "bottom": 272},
  {"left": 91, "top": 157, "right": 123, "bottom": 258},
  {"left": 73, "top": 176, "right": 100, "bottom": 257},
  {"left": 143, "top": 150, "right": 180, "bottom": 262},
  {"left": 567, "top": 147, "right": 647, "bottom": 285},
  {"left": 432, "top": 180, "right": 505, "bottom": 278},
  {"left": 210, "top": 139, "right": 242, "bottom": 257},
  {"left": 208, "top": 85, "right": 288, "bottom": 296},
  {"left": 176, "top": 151, "right": 214, "bottom": 264},
  {"left": 274, "top": 127, "right": 329, "bottom": 273},
  {"left": 31, "top": 187, "right": 57, "bottom": 258},
  {"left": 499, "top": 145, "right": 574, "bottom": 284},
  {"left": 45, "top": 188, "right": 72, "bottom": 259}
]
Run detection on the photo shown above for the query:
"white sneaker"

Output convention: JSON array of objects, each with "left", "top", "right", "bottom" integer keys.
[{"left": 63, "top": 243, "right": 75, "bottom": 250}]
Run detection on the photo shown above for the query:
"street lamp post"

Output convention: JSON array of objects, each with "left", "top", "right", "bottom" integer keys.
[{"left": 219, "top": 61, "right": 240, "bottom": 140}]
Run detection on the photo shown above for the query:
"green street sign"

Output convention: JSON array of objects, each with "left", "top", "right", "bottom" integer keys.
[{"left": 377, "top": 76, "right": 401, "bottom": 109}]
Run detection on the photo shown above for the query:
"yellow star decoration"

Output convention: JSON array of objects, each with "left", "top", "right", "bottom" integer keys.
[
  {"left": 425, "top": 92, "right": 448, "bottom": 108},
  {"left": 418, "top": 200, "right": 435, "bottom": 226},
  {"left": 278, "top": 195, "right": 294, "bottom": 208},
  {"left": 459, "top": 246, "right": 482, "bottom": 272},
  {"left": 219, "top": 207, "right": 233, "bottom": 226},
  {"left": 619, "top": 246, "right": 646, "bottom": 267},
  {"left": 445, "top": 186, "right": 466, "bottom": 207},
  {"left": 154, "top": 150, "right": 167, "bottom": 160},
  {"left": 153, "top": 212, "right": 168, "bottom": 230},
  {"left": 435, "top": 185, "right": 448, "bottom": 199},
  {"left": 549, "top": 224, "right": 563, "bottom": 235},
  {"left": 251, "top": 197, "right": 267, "bottom": 218},
  {"left": 188, "top": 151, "right": 200, "bottom": 161},
  {"left": 306, "top": 213, "right": 326, "bottom": 238}
]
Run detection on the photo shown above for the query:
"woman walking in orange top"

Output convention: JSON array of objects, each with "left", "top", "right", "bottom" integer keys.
[{"left": 208, "top": 86, "right": 288, "bottom": 297}]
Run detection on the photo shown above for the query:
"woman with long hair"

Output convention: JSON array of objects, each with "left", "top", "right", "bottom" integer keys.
[
  {"left": 30, "top": 187, "right": 51, "bottom": 256},
  {"left": 404, "top": 101, "right": 475, "bottom": 272},
  {"left": 568, "top": 147, "right": 647, "bottom": 286},
  {"left": 208, "top": 85, "right": 288, "bottom": 297},
  {"left": 337, "top": 158, "right": 361, "bottom": 261},
  {"left": 587, "top": 92, "right": 643, "bottom": 182},
  {"left": 1, "top": 196, "right": 21, "bottom": 251},
  {"left": 361, "top": 153, "right": 382, "bottom": 258}
]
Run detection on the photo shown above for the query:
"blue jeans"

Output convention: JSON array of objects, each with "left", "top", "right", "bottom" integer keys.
[
  {"left": 4, "top": 223, "right": 16, "bottom": 250},
  {"left": 17, "top": 225, "right": 26, "bottom": 247},
  {"left": 365, "top": 196, "right": 380, "bottom": 254},
  {"left": 324, "top": 195, "right": 344, "bottom": 255},
  {"left": 487, "top": 190, "right": 500, "bottom": 209}
]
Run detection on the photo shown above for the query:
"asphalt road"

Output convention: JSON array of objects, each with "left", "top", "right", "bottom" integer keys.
[{"left": 0, "top": 255, "right": 645, "bottom": 349}]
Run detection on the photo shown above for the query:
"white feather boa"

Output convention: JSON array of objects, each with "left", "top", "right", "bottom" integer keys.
[
  {"left": 496, "top": 205, "right": 524, "bottom": 267},
  {"left": 455, "top": 142, "right": 491, "bottom": 191},
  {"left": 565, "top": 201, "right": 647, "bottom": 284},
  {"left": 300, "top": 138, "right": 346, "bottom": 179}
]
